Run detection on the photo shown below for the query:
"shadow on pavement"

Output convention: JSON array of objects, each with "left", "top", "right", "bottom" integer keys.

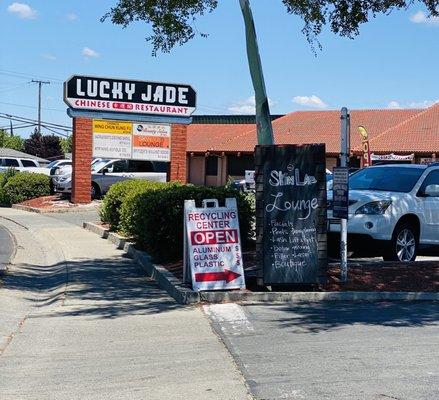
[
  {"left": 2, "top": 254, "right": 182, "bottom": 319},
  {"left": 270, "top": 301, "right": 439, "bottom": 333}
]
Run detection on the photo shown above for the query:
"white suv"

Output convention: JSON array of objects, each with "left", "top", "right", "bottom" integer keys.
[
  {"left": 0, "top": 157, "right": 40, "bottom": 169},
  {"left": 328, "top": 164, "right": 439, "bottom": 262}
]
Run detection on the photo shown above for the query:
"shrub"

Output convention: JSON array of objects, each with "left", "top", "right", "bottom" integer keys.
[
  {"left": 0, "top": 168, "right": 18, "bottom": 206},
  {"left": 100, "top": 179, "right": 169, "bottom": 230},
  {"left": 119, "top": 184, "right": 254, "bottom": 262},
  {"left": 3, "top": 172, "right": 51, "bottom": 205}
]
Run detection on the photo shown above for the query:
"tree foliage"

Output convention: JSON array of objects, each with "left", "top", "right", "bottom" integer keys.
[
  {"left": 0, "top": 129, "right": 24, "bottom": 151},
  {"left": 103, "top": 1, "right": 439, "bottom": 55},
  {"left": 24, "top": 129, "right": 44, "bottom": 158},
  {"left": 24, "top": 129, "right": 64, "bottom": 160},
  {"left": 60, "top": 135, "right": 72, "bottom": 155},
  {"left": 41, "top": 135, "right": 64, "bottom": 160}
]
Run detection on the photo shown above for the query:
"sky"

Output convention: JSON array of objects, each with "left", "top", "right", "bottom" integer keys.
[{"left": 1, "top": 0, "right": 439, "bottom": 138}]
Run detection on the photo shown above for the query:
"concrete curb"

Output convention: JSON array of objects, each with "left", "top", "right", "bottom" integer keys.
[
  {"left": 12, "top": 203, "right": 100, "bottom": 214},
  {"left": 83, "top": 222, "right": 439, "bottom": 304}
]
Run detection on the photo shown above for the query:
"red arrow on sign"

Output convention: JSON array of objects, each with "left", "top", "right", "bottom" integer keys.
[{"left": 195, "top": 269, "right": 241, "bottom": 283}]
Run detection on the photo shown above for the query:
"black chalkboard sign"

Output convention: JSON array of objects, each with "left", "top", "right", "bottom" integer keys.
[{"left": 255, "top": 144, "right": 327, "bottom": 284}]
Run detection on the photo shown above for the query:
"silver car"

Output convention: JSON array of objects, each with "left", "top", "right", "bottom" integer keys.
[{"left": 54, "top": 159, "right": 167, "bottom": 199}]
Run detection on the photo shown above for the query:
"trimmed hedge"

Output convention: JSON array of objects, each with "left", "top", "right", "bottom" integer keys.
[
  {"left": 99, "top": 179, "right": 170, "bottom": 230},
  {"left": 2, "top": 172, "right": 51, "bottom": 205},
  {"left": 119, "top": 185, "right": 254, "bottom": 262},
  {"left": 0, "top": 168, "right": 18, "bottom": 205}
]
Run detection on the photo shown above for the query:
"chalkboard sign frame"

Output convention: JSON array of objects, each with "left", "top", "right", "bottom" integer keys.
[{"left": 255, "top": 144, "right": 328, "bottom": 285}]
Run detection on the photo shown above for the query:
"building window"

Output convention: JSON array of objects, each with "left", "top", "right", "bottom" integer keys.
[
  {"left": 227, "top": 154, "right": 254, "bottom": 176},
  {"left": 205, "top": 156, "right": 218, "bottom": 176}
]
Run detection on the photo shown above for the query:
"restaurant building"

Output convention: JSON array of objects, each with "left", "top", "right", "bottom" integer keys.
[{"left": 187, "top": 104, "right": 439, "bottom": 185}]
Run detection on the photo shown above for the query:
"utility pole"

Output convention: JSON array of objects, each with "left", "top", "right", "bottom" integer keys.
[{"left": 31, "top": 80, "right": 50, "bottom": 134}]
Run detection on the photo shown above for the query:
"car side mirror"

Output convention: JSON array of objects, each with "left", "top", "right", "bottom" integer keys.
[
  {"left": 424, "top": 184, "right": 439, "bottom": 197},
  {"left": 102, "top": 168, "right": 109, "bottom": 175}
]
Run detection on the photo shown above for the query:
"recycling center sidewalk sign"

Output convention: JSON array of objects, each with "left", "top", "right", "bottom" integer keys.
[{"left": 184, "top": 198, "right": 245, "bottom": 291}]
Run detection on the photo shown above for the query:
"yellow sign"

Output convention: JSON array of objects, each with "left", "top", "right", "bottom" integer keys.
[{"left": 93, "top": 119, "right": 132, "bottom": 135}]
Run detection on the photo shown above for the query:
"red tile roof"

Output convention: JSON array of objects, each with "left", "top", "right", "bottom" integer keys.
[
  {"left": 187, "top": 108, "right": 430, "bottom": 154},
  {"left": 187, "top": 124, "right": 255, "bottom": 153},
  {"left": 360, "top": 103, "right": 439, "bottom": 153}
]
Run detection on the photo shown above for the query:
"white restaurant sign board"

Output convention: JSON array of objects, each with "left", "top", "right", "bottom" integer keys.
[
  {"left": 184, "top": 198, "right": 245, "bottom": 291},
  {"left": 92, "top": 120, "right": 171, "bottom": 162},
  {"left": 64, "top": 75, "right": 196, "bottom": 117}
]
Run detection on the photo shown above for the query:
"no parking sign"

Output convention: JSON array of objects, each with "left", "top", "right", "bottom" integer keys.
[{"left": 184, "top": 198, "right": 245, "bottom": 291}]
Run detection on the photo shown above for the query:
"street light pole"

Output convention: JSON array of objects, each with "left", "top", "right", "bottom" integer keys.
[{"left": 31, "top": 80, "right": 50, "bottom": 134}]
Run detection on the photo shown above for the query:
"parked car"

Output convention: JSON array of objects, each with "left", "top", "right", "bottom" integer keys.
[
  {"left": 50, "top": 158, "right": 103, "bottom": 177},
  {"left": 46, "top": 159, "right": 72, "bottom": 176},
  {"left": 53, "top": 159, "right": 167, "bottom": 199},
  {"left": 327, "top": 163, "right": 439, "bottom": 262},
  {"left": 0, "top": 157, "right": 73, "bottom": 177},
  {"left": 0, "top": 157, "right": 40, "bottom": 169}
]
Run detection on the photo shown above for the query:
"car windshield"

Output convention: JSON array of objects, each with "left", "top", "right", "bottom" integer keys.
[
  {"left": 349, "top": 167, "right": 424, "bottom": 193},
  {"left": 47, "top": 161, "right": 58, "bottom": 168},
  {"left": 92, "top": 160, "right": 110, "bottom": 172}
]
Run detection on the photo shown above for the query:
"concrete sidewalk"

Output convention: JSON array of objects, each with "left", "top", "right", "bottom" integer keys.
[
  {"left": 0, "top": 224, "right": 14, "bottom": 273},
  {"left": 0, "top": 208, "right": 250, "bottom": 400}
]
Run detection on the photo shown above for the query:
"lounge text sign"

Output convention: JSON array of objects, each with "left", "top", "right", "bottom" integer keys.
[
  {"left": 255, "top": 144, "right": 327, "bottom": 285},
  {"left": 64, "top": 75, "right": 196, "bottom": 117},
  {"left": 184, "top": 198, "right": 245, "bottom": 291},
  {"left": 92, "top": 119, "right": 171, "bottom": 161}
]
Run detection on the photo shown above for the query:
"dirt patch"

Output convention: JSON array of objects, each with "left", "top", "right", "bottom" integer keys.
[
  {"left": 322, "top": 264, "right": 438, "bottom": 292},
  {"left": 17, "top": 195, "right": 101, "bottom": 212},
  {"left": 19, "top": 195, "right": 66, "bottom": 209},
  {"left": 161, "top": 254, "right": 438, "bottom": 292}
]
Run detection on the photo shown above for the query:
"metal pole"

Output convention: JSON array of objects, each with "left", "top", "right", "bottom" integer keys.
[
  {"left": 340, "top": 108, "right": 350, "bottom": 282},
  {"left": 38, "top": 81, "right": 42, "bottom": 133},
  {"left": 31, "top": 80, "right": 50, "bottom": 134}
]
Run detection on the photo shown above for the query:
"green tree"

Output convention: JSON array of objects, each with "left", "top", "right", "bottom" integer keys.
[
  {"left": 41, "top": 135, "right": 63, "bottom": 160},
  {"left": 60, "top": 135, "right": 72, "bottom": 155},
  {"left": 24, "top": 130, "right": 64, "bottom": 160},
  {"left": 24, "top": 129, "right": 44, "bottom": 158},
  {"left": 0, "top": 129, "right": 24, "bottom": 151},
  {"left": 102, "top": 1, "right": 439, "bottom": 55}
]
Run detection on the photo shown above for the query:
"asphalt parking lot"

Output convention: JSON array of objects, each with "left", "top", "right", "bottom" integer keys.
[{"left": 206, "top": 302, "right": 439, "bottom": 400}]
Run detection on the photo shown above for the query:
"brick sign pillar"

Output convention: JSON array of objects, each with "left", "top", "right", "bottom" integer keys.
[
  {"left": 72, "top": 117, "right": 92, "bottom": 204},
  {"left": 170, "top": 124, "right": 188, "bottom": 183}
]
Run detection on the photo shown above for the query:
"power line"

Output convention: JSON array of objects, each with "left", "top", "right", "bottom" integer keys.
[
  {"left": 0, "top": 83, "right": 29, "bottom": 94},
  {"left": 0, "top": 69, "right": 64, "bottom": 83},
  {"left": 0, "top": 100, "right": 66, "bottom": 113},
  {"left": 0, "top": 113, "right": 71, "bottom": 131},
  {"left": 42, "top": 125, "right": 69, "bottom": 138},
  {"left": 0, "top": 123, "right": 34, "bottom": 130}
]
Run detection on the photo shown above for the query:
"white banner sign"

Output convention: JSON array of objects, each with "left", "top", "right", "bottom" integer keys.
[
  {"left": 92, "top": 120, "right": 171, "bottom": 162},
  {"left": 132, "top": 123, "right": 171, "bottom": 162},
  {"left": 371, "top": 153, "right": 414, "bottom": 161},
  {"left": 184, "top": 198, "right": 245, "bottom": 292}
]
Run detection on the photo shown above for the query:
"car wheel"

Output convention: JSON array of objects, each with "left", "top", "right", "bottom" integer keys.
[
  {"left": 91, "top": 183, "right": 100, "bottom": 200},
  {"left": 383, "top": 222, "right": 418, "bottom": 262}
]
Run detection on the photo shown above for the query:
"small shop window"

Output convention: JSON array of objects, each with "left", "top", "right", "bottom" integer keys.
[{"left": 227, "top": 155, "right": 254, "bottom": 176}]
